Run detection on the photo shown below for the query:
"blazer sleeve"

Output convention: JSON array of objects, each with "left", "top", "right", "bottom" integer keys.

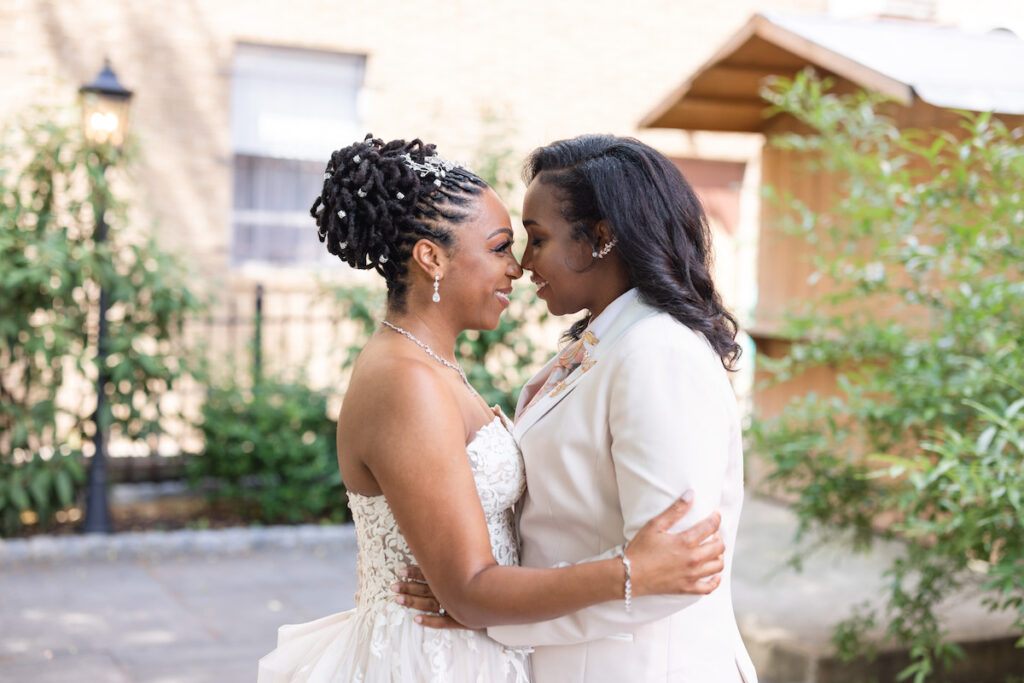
[{"left": 488, "top": 325, "right": 730, "bottom": 647}]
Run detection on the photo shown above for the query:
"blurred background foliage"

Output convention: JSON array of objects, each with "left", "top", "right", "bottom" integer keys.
[
  {"left": 748, "top": 71, "right": 1024, "bottom": 681},
  {"left": 0, "top": 106, "right": 204, "bottom": 536},
  {"left": 188, "top": 377, "right": 344, "bottom": 524}
]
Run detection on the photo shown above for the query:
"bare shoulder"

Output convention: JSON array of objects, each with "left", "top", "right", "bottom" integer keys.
[
  {"left": 347, "top": 350, "right": 462, "bottom": 423},
  {"left": 341, "top": 348, "right": 464, "bottom": 459}
]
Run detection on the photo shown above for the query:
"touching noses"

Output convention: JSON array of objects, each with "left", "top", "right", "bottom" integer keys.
[
  {"left": 508, "top": 257, "right": 524, "bottom": 280},
  {"left": 519, "top": 244, "right": 533, "bottom": 272}
]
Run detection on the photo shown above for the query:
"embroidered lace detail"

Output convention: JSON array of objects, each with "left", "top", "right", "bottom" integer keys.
[
  {"left": 349, "top": 416, "right": 525, "bottom": 608},
  {"left": 257, "top": 415, "right": 529, "bottom": 683}
]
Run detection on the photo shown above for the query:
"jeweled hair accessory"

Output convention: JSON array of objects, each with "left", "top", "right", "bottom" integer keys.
[{"left": 400, "top": 153, "right": 471, "bottom": 182}]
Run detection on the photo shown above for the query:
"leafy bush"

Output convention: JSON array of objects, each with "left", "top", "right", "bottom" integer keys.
[
  {"left": 188, "top": 379, "right": 344, "bottom": 524},
  {"left": 748, "top": 71, "right": 1024, "bottom": 681},
  {"left": 0, "top": 105, "right": 203, "bottom": 536},
  {"left": 0, "top": 451, "right": 86, "bottom": 536}
]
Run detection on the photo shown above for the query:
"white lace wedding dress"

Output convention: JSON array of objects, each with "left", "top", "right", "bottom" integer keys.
[{"left": 257, "top": 414, "right": 530, "bottom": 682}]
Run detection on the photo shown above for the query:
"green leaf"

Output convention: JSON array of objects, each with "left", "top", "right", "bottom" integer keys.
[
  {"left": 54, "top": 468, "right": 74, "bottom": 507},
  {"left": 1006, "top": 398, "right": 1024, "bottom": 420},
  {"left": 28, "top": 468, "right": 52, "bottom": 509},
  {"left": 976, "top": 425, "right": 998, "bottom": 453},
  {"left": 9, "top": 482, "right": 30, "bottom": 511}
]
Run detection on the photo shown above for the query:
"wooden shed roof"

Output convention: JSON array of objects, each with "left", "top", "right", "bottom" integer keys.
[{"left": 641, "top": 12, "right": 1024, "bottom": 132}]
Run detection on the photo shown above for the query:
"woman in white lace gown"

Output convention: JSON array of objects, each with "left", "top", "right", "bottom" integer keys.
[{"left": 257, "top": 136, "right": 727, "bottom": 683}]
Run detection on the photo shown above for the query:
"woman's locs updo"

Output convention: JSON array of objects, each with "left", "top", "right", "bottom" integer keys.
[{"left": 312, "top": 134, "right": 487, "bottom": 310}]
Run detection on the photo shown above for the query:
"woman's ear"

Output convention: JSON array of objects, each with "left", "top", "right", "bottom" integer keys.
[
  {"left": 593, "top": 220, "right": 614, "bottom": 249},
  {"left": 411, "top": 238, "right": 448, "bottom": 279}
]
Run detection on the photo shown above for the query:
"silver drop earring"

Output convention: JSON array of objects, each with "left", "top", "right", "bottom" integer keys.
[
  {"left": 432, "top": 274, "right": 441, "bottom": 303},
  {"left": 592, "top": 239, "right": 618, "bottom": 259}
]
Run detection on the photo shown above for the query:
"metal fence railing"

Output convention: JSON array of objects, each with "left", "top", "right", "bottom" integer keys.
[{"left": 107, "top": 281, "right": 370, "bottom": 477}]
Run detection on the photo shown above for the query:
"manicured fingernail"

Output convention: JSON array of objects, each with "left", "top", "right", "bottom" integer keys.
[
  {"left": 398, "top": 568, "right": 409, "bottom": 577},
  {"left": 390, "top": 583, "right": 400, "bottom": 592},
  {"left": 414, "top": 615, "right": 423, "bottom": 624},
  {"left": 681, "top": 490, "right": 694, "bottom": 502},
  {"left": 396, "top": 596, "right": 406, "bottom": 605}
]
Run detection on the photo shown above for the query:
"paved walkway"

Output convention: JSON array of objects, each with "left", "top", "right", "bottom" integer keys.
[{"left": 1, "top": 498, "right": 1020, "bottom": 682}]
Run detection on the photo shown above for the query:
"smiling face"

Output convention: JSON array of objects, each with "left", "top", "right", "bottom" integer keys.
[
  {"left": 442, "top": 186, "right": 523, "bottom": 330},
  {"left": 519, "top": 177, "right": 605, "bottom": 317}
]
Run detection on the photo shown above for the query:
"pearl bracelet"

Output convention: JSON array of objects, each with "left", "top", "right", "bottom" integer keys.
[{"left": 619, "top": 547, "right": 633, "bottom": 612}]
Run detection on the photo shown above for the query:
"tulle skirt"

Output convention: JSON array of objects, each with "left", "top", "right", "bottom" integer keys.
[{"left": 257, "top": 601, "right": 531, "bottom": 683}]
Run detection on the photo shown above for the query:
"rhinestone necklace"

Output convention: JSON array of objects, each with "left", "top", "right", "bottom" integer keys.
[{"left": 379, "top": 320, "right": 476, "bottom": 395}]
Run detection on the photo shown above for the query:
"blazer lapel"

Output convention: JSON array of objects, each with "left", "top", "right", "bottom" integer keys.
[
  {"left": 513, "top": 298, "right": 658, "bottom": 442},
  {"left": 513, "top": 360, "right": 588, "bottom": 441}
]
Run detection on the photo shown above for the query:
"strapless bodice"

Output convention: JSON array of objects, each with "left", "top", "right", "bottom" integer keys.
[{"left": 347, "top": 415, "right": 526, "bottom": 609}]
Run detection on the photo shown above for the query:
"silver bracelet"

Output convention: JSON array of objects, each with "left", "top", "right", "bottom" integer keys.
[{"left": 619, "top": 547, "right": 632, "bottom": 613}]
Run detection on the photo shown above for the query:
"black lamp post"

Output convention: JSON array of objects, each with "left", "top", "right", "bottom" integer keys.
[{"left": 80, "top": 59, "right": 133, "bottom": 534}]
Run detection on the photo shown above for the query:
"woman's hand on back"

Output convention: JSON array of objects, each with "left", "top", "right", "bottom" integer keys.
[
  {"left": 393, "top": 567, "right": 474, "bottom": 630},
  {"left": 625, "top": 492, "right": 725, "bottom": 598}
]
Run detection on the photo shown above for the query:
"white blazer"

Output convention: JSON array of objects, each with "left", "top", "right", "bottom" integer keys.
[{"left": 487, "top": 297, "right": 757, "bottom": 683}]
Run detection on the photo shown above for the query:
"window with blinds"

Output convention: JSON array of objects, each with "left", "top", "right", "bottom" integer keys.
[{"left": 230, "top": 44, "right": 365, "bottom": 266}]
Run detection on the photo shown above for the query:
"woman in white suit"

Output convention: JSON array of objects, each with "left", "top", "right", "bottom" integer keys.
[{"left": 403, "top": 135, "right": 757, "bottom": 682}]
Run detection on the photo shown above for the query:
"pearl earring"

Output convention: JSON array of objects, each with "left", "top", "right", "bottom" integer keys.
[
  {"left": 592, "top": 239, "right": 618, "bottom": 259},
  {"left": 432, "top": 274, "right": 441, "bottom": 303}
]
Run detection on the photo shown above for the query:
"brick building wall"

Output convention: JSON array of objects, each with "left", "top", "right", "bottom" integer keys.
[{"left": 1, "top": 0, "right": 826, "bottom": 289}]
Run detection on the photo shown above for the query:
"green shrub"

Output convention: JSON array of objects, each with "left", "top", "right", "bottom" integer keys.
[
  {"left": 0, "top": 451, "right": 85, "bottom": 536},
  {"left": 1, "top": 105, "right": 203, "bottom": 536},
  {"left": 188, "top": 379, "right": 345, "bottom": 524},
  {"left": 748, "top": 71, "right": 1024, "bottom": 680}
]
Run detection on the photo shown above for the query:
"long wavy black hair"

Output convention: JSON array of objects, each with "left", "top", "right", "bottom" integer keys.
[{"left": 523, "top": 134, "right": 741, "bottom": 370}]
